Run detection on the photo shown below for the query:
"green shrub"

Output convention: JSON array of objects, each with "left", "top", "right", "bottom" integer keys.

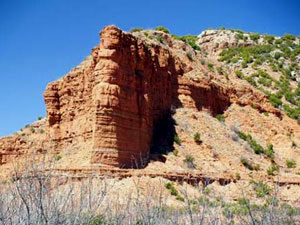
[
  {"left": 251, "top": 181, "right": 272, "bottom": 198},
  {"left": 269, "top": 94, "right": 282, "bottom": 108},
  {"left": 216, "top": 66, "right": 223, "bottom": 75},
  {"left": 265, "top": 144, "right": 274, "bottom": 159},
  {"left": 184, "top": 35, "right": 200, "bottom": 50},
  {"left": 248, "top": 138, "right": 265, "bottom": 154},
  {"left": 130, "top": 27, "right": 143, "bottom": 32},
  {"left": 264, "top": 35, "right": 275, "bottom": 44},
  {"left": 237, "top": 131, "right": 250, "bottom": 141},
  {"left": 250, "top": 33, "right": 260, "bottom": 41},
  {"left": 235, "top": 70, "right": 244, "bottom": 79},
  {"left": 282, "top": 34, "right": 296, "bottom": 41},
  {"left": 237, "top": 131, "right": 265, "bottom": 155},
  {"left": 174, "top": 135, "right": 181, "bottom": 145},
  {"left": 193, "top": 132, "right": 201, "bottom": 144},
  {"left": 215, "top": 114, "right": 225, "bottom": 122},
  {"left": 37, "top": 116, "right": 43, "bottom": 120},
  {"left": 164, "top": 182, "right": 184, "bottom": 201},
  {"left": 172, "top": 34, "right": 185, "bottom": 41},
  {"left": 207, "top": 63, "right": 214, "bottom": 72},
  {"left": 253, "top": 164, "right": 260, "bottom": 171},
  {"left": 245, "top": 76, "right": 257, "bottom": 87},
  {"left": 200, "top": 59, "right": 206, "bottom": 65},
  {"left": 241, "top": 157, "right": 253, "bottom": 170},
  {"left": 292, "top": 141, "right": 297, "bottom": 148},
  {"left": 155, "top": 26, "right": 170, "bottom": 34},
  {"left": 258, "top": 77, "right": 272, "bottom": 87},
  {"left": 286, "top": 159, "right": 297, "bottom": 168},
  {"left": 86, "top": 215, "right": 108, "bottom": 225},
  {"left": 172, "top": 34, "right": 200, "bottom": 50},
  {"left": 156, "top": 35, "right": 164, "bottom": 44},
  {"left": 186, "top": 52, "right": 193, "bottom": 61},
  {"left": 284, "top": 91, "right": 296, "bottom": 105},
  {"left": 55, "top": 155, "right": 62, "bottom": 161},
  {"left": 274, "top": 52, "right": 282, "bottom": 60},
  {"left": 173, "top": 149, "right": 179, "bottom": 156},
  {"left": 184, "top": 155, "right": 196, "bottom": 169},
  {"left": 30, "top": 128, "right": 35, "bottom": 133},
  {"left": 275, "top": 39, "right": 283, "bottom": 45},
  {"left": 242, "top": 61, "right": 248, "bottom": 68},
  {"left": 235, "top": 33, "right": 247, "bottom": 41},
  {"left": 267, "top": 164, "right": 279, "bottom": 176},
  {"left": 231, "top": 58, "right": 238, "bottom": 63}
]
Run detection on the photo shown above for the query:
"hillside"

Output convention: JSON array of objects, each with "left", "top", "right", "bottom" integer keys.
[{"left": 1, "top": 25, "right": 300, "bottom": 224}]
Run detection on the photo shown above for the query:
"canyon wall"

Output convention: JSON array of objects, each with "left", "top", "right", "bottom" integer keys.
[{"left": 1, "top": 26, "right": 280, "bottom": 168}]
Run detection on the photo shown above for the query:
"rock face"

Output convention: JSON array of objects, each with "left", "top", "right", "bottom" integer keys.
[
  {"left": 41, "top": 26, "right": 280, "bottom": 168},
  {"left": 0, "top": 26, "right": 280, "bottom": 169}
]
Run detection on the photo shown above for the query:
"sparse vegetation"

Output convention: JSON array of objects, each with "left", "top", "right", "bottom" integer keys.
[
  {"left": 215, "top": 114, "right": 225, "bottom": 122},
  {"left": 155, "top": 26, "right": 170, "bottom": 34},
  {"left": 184, "top": 154, "right": 196, "bottom": 169},
  {"left": 251, "top": 181, "right": 272, "bottom": 198},
  {"left": 173, "top": 149, "right": 179, "bottom": 156},
  {"left": 235, "top": 70, "right": 244, "bottom": 79},
  {"left": 250, "top": 33, "right": 260, "bottom": 41},
  {"left": 241, "top": 157, "right": 254, "bottom": 170},
  {"left": 55, "top": 155, "right": 62, "bottom": 161},
  {"left": 0, "top": 161, "right": 298, "bottom": 225},
  {"left": 237, "top": 131, "right": 265, "bottom": 155},
  {"left": 156, "top": 35, "right": 164, "bottom": 44},
  {"left": 172, "top": 34, "right": 200, "bottom": 50},
  {"left": 265, "top": 144, "right": 275, "bottom": 159},
  {"left": 286, "top": 159, "right": 297, "bottom": 168},
  {"left": 164, "top": 182, "right": 184, "bottom": 201},
  {"left": 174, "top": 135, "right": 181, "bottom": 145},
  {"left": 267, "top": 164, "right": 279, "bottom": 176},
  {"left": 193, "top": 132, "right": 201, "bottom": 144},
  {"left": 207, "top": 63, "right": 214, "bottom": 72},
  {"left": 130, "top": 27, "right": 143, "bottom": 32},
  {"left": 186, "top": 52, "right": 193, "bottom": 61}
]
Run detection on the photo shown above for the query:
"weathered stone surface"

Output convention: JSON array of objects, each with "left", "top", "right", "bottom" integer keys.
[
  {"left": 42, "top": 26, "right": 280, "bottom": 168},
  {"left": 0, "top": 26, "right": 281, "bottom": 169}
]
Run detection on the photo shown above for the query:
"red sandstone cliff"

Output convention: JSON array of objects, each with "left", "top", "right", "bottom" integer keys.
[{"left": 41, "top": 26, "right": 279, "bottom": 168}]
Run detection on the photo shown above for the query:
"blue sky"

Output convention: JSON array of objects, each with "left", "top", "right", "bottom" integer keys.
[{"left": 0, "top": 0, "right": 299, "bottom": 137}]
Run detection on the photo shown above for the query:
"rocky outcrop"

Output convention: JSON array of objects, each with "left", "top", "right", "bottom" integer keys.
[
  {"left": 197, "top": 29, "right": 265, "bottom": 55},
  {"left": 42, "top": 26, "right": 280, "bottom": 168},
  {"left": 0, "top": 26, "right": 280, "bottom": 169}
]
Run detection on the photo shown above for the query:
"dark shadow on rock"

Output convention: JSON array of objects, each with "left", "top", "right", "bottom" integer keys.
[{"left": 150, "top": 110, "right": 177, "bottom": 156}]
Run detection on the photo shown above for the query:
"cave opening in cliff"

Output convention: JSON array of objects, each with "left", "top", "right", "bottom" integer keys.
[{"left": 150, "top": 110, "right": 177, "bottom": 156}]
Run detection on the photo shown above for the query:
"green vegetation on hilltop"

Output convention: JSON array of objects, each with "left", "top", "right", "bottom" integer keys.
[{"left": 219, "top": 32, "right": 300, "bottom": 122}]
